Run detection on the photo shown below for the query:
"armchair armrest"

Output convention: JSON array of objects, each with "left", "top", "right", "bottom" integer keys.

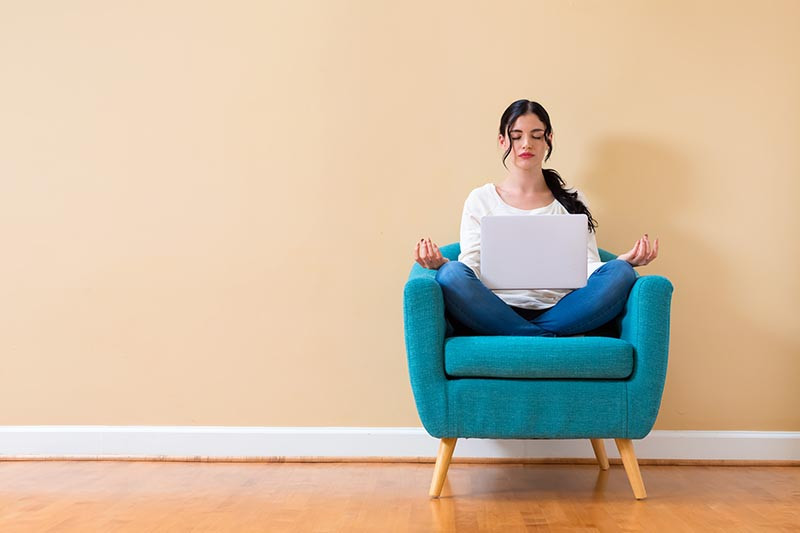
[
  {"left": 598, "top": 248, "right": 618, "bottom": 262},
  {"left": 618, "top": 275, "right": 675, "bottom": 438},
  {"left": 403, "top": 264, "right": 449, "bottom": 436}
]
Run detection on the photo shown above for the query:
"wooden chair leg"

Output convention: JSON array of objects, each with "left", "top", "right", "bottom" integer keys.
[
  {"left": 429, "top": 438, "right": 457, "bottom": 498},
  {"left": 590, "top": 438, "right": 610, "bottom": 470},
  {"left": 614, "top": 438, "right": 647, "bottom": 499}
]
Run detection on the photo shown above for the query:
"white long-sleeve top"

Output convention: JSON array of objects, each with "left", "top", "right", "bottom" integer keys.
[{"left": 457, "top": 183, "right": 604, "bottom": 310}]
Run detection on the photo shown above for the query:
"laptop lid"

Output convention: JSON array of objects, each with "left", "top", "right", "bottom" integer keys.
[{"left": 480, "top": 214, "right": 588, "bottom": 290}]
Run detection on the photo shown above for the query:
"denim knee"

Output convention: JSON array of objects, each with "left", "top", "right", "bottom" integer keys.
[
  {"left": 603, "top": 259, "right": 637, "bottom": 291},
  {"left": 434, "top": 260, "right": 471, "bottom": 288}
]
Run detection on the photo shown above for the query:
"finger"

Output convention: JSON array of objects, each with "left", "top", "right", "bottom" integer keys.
[
  {"left": 630, "top": 238, "right": 642, "bottom": 260},
  {"left": 425, "top": 239, "right": 435, "bottom": 267},
  {"left": 639, "top": 237, "right": 650, "bottom": 262},
  {"left": 627, "top": 239, "right": 639, "bottom": 256},
  {"left": 414, "top": 240, "right": 422, "bottom": 262},
  {"left": 432, "top": 241, "right": 442, "bottom": 259},
  {"left": 645, "top": 234, "right": 658, "bottom": 262},
  {"left": 428, "top": 240, "right": 439, "bottom": 268},
  {"left": 634, "top": 238, "right": 647, "bottom": 264},
  {"left": 647, "top": 238, "right": 659, "bottom": 262}
]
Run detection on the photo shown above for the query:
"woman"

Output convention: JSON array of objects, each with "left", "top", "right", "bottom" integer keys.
[{"left": 413, "top": 99, "right": 659, "bottom": 337}]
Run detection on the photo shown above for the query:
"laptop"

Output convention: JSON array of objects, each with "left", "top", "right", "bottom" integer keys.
[{"left": 480, "top": 214, "right": 588, "bottom": 289}]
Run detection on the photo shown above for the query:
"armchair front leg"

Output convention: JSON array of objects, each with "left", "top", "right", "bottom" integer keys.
[
  {"left": 429, "top": 438, "right": 457, "bottom": 498},
  {"left": 615, "top": 438, "right": 647, "bottom": 499}
]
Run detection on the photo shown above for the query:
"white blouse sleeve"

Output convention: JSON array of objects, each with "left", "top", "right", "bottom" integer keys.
[
  {"left": 577, "top": 190, "right": 603, "bottom": 267},
  {"left": 457, "top": 191, "right": 483, "bottom": 277},
  {"left": 587, "top": 228, "right": 602, "bottom": 264}
]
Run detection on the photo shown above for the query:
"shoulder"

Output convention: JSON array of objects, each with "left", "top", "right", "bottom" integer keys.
[
  {"left": 574, "top": 188, "right": 591, "bottom": 206},
  {"left": 467, "top": 183, "right": 495, "bottom": 199},
  {"left": 463, "top": 183, "right": 496, "bottom": 209},
  {"left": 552, "top": 187, "right": 589, "bottom": 208}
]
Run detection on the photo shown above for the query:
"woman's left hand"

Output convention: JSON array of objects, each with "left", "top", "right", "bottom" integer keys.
[{"left": 617, "top": 234, "right": 659, "bottom": 267}]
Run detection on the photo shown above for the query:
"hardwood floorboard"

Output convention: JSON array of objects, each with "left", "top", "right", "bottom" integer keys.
[{"left": 0, "top": 461, "right": 798, "bottom": 532}]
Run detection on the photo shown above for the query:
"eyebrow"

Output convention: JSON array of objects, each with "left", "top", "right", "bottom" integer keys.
[{"left": 510, "top": 128, "right": 545, "bottom": 133}]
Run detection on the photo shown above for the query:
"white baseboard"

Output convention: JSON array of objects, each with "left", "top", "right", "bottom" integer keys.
[{"left": 1, "top": 427, "right": 798, "bottom": 461}]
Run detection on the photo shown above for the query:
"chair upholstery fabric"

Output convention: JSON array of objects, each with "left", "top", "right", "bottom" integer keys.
[
  {"left": 403, "top": 242, "right": 673, "bottom": 441},
  {"left": 444, "top": 336, "right": 634, "bottom": 379}
]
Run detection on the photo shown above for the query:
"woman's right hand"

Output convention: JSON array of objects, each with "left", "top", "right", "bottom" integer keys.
[{"left": 414, "top": 237, "right": 449, "bottom": 270}]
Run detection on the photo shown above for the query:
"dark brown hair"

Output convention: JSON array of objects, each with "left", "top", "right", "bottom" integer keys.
[{"left": 499, "top": 99, "right": 598, "bottom": 232}]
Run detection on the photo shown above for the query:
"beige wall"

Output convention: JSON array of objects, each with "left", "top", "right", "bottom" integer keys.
[{"left": 1, "top": 1, "right": 798, "bottom": 429}]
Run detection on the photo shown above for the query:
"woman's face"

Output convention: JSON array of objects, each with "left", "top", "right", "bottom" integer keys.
[{"left": 499, "top": 113, "right": 552, "bottom": 170}]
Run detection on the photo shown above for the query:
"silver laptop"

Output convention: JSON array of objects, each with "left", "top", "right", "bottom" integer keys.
[{"left": 480, "top": 214, "right": 588, "bottom": 289}]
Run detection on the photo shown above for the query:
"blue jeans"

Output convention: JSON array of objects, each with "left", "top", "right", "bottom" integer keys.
[{"left": 434, "top": 259, "right": 637, "bottom": 337}]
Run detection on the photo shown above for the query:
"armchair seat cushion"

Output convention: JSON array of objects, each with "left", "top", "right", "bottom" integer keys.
[{"left": 444, "top": 336, "right": 634, "bottom": 379}]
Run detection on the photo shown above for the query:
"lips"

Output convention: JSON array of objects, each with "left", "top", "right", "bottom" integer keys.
[{"left": 519, "top": 153, "right": 533, "bottom": 158}]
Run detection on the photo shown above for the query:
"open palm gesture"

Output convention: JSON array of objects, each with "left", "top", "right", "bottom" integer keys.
[{"left": 618, "top": 234, "right": 659, "bottom": 267}]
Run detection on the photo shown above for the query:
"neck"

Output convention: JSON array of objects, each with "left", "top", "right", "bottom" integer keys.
[{"left": 502, "top": 167, "right": 549, "bottom": 195}]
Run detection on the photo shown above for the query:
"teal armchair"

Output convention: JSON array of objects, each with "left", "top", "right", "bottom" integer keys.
[{"left": 403, "top": 243, "right": 674, "bottom": 499}]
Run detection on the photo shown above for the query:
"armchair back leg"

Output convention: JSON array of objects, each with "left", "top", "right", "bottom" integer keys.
[
  {"left": 429, "top": 438, "right": 457, "bottom": 498},
  {"left": 590, "top": 439, "right": 610, "bottom": 470},
  {"left": 614, "top": 438, "right": 647, "bottom": 499}
]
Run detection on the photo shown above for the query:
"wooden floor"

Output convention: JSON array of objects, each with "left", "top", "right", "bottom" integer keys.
[{"left": 0, "top": 461, "right": 798, "bottom": 532}]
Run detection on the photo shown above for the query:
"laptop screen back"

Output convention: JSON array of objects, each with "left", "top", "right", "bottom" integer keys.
[{"left": 480, "top": 214, "right": 588, "bottom": 290}]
